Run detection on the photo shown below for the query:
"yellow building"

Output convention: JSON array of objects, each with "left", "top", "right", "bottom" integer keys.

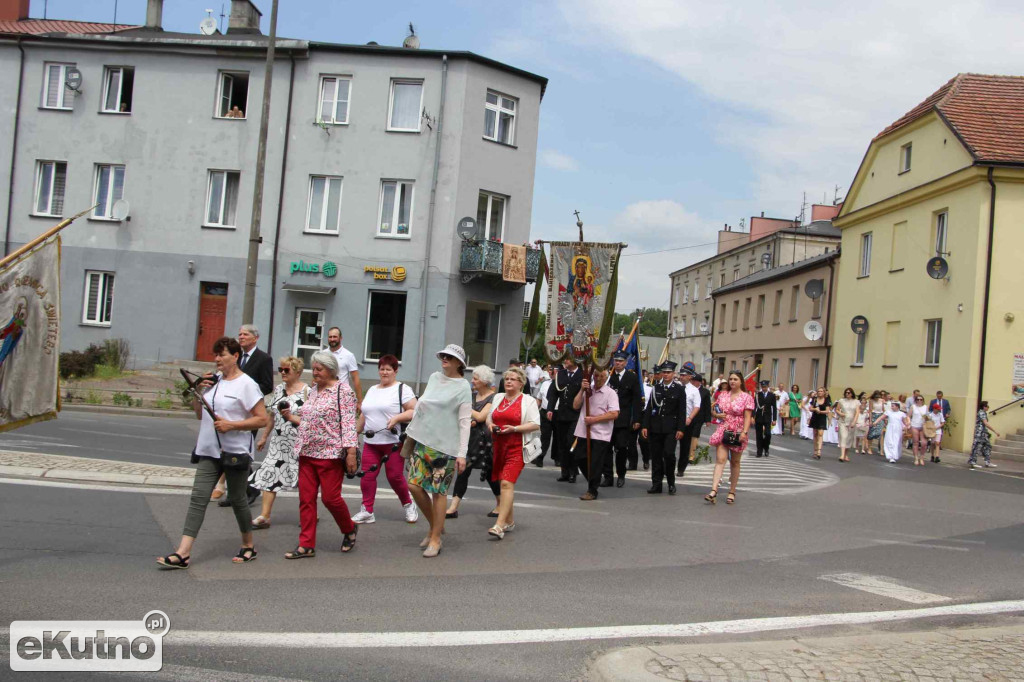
[{"left": 831, "top": 73, "right": 1024, "bottom": 454}]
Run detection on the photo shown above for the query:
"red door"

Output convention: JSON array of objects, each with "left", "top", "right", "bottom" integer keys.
[{"left": 195, "top": 282, "right": 228, "bottom": 361}]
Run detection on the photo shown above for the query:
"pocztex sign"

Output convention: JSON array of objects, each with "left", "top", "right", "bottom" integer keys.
[
  {"left": 290, "top": 261, "right": 337, "bottom": 277},
  {"left": 364, "top": 265, "right": 407, "bottom": 282}
]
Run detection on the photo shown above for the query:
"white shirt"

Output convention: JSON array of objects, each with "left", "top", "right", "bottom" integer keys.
[
  {"left": 193, "top": 374, "right": 263, "bottom": 459},
  {"left": 537, "top": 378, "right": 553, "bottom": 410},
  {"left": 642, "top": 383, "right": 653, "bottom": 407},
  {"left": 712, "top": 378, "right": 723, "bottom": 392},
  {"left": 360, "top": 382, "right": 411, "bottom": 445},
  {"left": 326, "top": 345, "right": 359, "bottom": 386},
  {"left": 909, "top": 404, "right": 929, "bottom": 429},
  {"left": 525, "top": 365, "right": 544, "bottom": 391},
  {"left": 684, "top": 382, "right": 701, "bottom": 422}
]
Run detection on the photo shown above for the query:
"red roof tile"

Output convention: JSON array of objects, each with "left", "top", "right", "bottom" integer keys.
[
  {"left": 874, "top": 73, "right": 1024, "bottom": 164},
  {"left": 0, "top": 19, "right": 137, "bottom": 35}
]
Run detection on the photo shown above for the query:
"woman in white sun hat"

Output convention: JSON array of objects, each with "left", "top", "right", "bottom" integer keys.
[{"left": 404, "top": 344, "right": 473, "bottom": 557}]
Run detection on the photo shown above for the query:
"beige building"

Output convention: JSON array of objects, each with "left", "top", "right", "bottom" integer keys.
[
  {"left": 710, "top": 251, "right": 838, "bottom": 391},
  {"left": 667, "top": 209, "right": 841, "bottom": 372}
]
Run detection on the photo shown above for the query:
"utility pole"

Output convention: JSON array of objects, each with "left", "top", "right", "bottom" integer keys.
[{"left": 242, "top": 0, "right": 279, "bottom": 324}]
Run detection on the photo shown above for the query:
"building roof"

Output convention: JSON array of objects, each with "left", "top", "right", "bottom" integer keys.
[
  {"left": 714, "top": 250, "right": 838, "bottom": 297},
  {"left": 874, "top": 73, "right": 1024, "bottom": 164},
  {"left": 0, "top": 19, "right": 138, "bottom": 35}
]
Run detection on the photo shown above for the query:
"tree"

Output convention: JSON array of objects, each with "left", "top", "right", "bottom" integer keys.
[{"left": 613, "top": 308, "right": 669, "bottom": 337}]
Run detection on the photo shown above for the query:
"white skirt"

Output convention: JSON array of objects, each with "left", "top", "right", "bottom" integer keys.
[
  {"left": 823, "top": 417, "right": 839, "bottom": 444},
  {"left": 799, "top": 408, "right": 814, "bottom": 439},
  {"left": 772, "top": 418, "right": 783, "bottom": 435}
]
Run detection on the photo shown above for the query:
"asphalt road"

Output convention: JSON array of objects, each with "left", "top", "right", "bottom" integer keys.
[{"left": 2, "top": 412, "right": 1024, "bottom": 680}]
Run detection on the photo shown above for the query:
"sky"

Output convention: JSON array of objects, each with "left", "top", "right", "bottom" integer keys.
[{"left": 34, "top": 0, "right": 1024, "bottom": 313}]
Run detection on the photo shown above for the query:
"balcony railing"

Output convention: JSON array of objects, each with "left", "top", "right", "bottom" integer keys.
[{"left": 459, "top": 239, "right": 540, "bottom": 287}]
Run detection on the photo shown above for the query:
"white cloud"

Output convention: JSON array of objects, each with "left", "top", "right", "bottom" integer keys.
[
  {"left": 558, "top": 0, "right": 1024, "bottom": 215},
  {"left": 540, "top": 149, "right": 580, "bottom": 172}
]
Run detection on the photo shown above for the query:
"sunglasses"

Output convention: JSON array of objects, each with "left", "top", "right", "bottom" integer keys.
[{"left": 278, "top": 367, "right": 290, "bottom": 373}]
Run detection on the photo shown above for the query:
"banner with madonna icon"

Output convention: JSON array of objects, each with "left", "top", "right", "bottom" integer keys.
[{"left": 544, "top": 241, "right": 621, "bottom": 364}]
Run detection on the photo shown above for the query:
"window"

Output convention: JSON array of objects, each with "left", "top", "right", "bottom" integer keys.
[
  {"left": 787, "top": 358, "right": 796, "bottom": 386},
  {"left": 742, "top": 360, "right": 749, "bottom": 375},
  {"left": 365, "top": 291, "right": 407, "bottom": 361},
  {"left": 755, "top": 294, "right": 765, "bottom": 327},
  {"left": 890, "top": 221, "right": 906, "bottom": 271},
  {"left": 884, "top": 321, "right": 900, "bottom": 366},
  {"left": 706, "top": 279, "right": 712, "bottom": 298},
  {"left": 748, "top": 264, "right": 755, "bottom": 275},
  {"left": 692, "top": 280, "right": 699, "bottom": 302},
  {"left": 673, "top": 286, "right": 679, "bottom": 307},
  {"left": 82, "top": 271, "right": 114, "bottom": 325},
  {"left": 33, "top": 161, "right": 66, "bottom": 216},
  {"left": 305, "top": 175, "right": 343, "bottom": 233},
  {"left": 733, "top": 268, "right": 739, "bottom": 282},
  {"left": 788, "top": 285, "right": 799, "bottom": 321},
  {"left": 317, "top": 76, "right": 351, "bottom": 124},
  {"left": 464, "top": 301, "right": 500, "bottom": 367},
  {"left": 853, "top": 331, "right": 866, "bottom": 366},
  {"left": 92, "top": 164, "right": 125, "bottom": 219},
  {"left": 217, "top": 71, "right": 249, "bottom": 118},
  {"left": 483, "top": 90, "right": 517, "bottom": 145},
  {"left": 924, "top": 319, "right": 942, "bottom": 365},
  {"left": 523, "top": 301, "right": 531, "bottom": 319},
  {"left": 773, "top": 289, "right": 782, "bottom": 324},
  {"left": 476, "top": 191, "right": 506, "bottom": 241},
  {"left": 899, "top": 142, "right": 912, "bottom": 173},
  {"left": 731, "top": 300, "right": 739, "bottom": 331},
  {"left": 859, "top": 232, "right": 872, "bottom": 277},
  {"left": 388, "top": 79, "right": 423, "bottom": 131},
  {"left": 770, "top": 358, "right": 778, "bottom": 385},
  {"left": 811, "top": 288, "right": 823, "bottom": 319},
  {"left": 730, "top": 360, "right": 737, "bottom": 372},
  {"left": 810, "top": 359, "right": 820, "bottom": 389},
  {"left": 682, "top": 284, "right": 689, "bottom": 304},
  {"left": 718, "top": 303, "right": 726, "bottom": 333},
  {"left": 719, "top": 272, "right": 726, "bottom": 288},
  {"left": 690, "top": 315, "right": 696, "bottom": 336},
  {"left": 742, "top": 297, "right": 751, "bottom": 329},
  {"left": 204, "top": 170, "right": 240, "bottom": 228},
  {"left": 934, "top": 211, "right": 948, "bottom": 256},
  {"left": 101, "top": 66, "right": 134, "bottom": 113},
  {"left": 378, "top": 180, "right": 413, "bottom": 237},
  {"left": 42, "top": 62, "right": 74, "bottom": 109},
  {"left": 293, "top": 308, "right": 325, "bottom": 368}
]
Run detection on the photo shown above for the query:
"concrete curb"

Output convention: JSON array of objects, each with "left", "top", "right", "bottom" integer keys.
[
  {"left": 589, "top": 623, "right": 1024, "bottom": 681},
  {"left": 60, "top": 404, "right": 194, "bottom": 419},
  {"left": 0, "top": 465, "right": 193, "bottom": 488}
]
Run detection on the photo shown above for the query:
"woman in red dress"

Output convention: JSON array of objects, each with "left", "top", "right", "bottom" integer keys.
[
  {"left": 706, "top": 371, "right": 754, "bottom": 505},
  {"left": 485, "top": 367, "right": 540, "bottom": 539}
]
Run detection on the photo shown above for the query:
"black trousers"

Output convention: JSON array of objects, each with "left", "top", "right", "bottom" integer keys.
[
  {"left": 608, "top": 426, "right": 638, "bottom": 478},
  {"left": 452, "top": 464, "right": 501, "bottom": 500},
  {"left": 638, "top": 431, "right": 650, "bottom": 465},
  {"left": 677, "top": 423, "right": 694, "bottom": 475},
  {"left": 554, "top": 420, "right": 577, "bottom": 478},
  {"left": 574, "top": 439, "right": 611, "bottom": 495},
  {"left": 537, "top": 410, "right": 554, "bottom": 464},
  {"left": 649, "top": 431, "right": 677, "bottom": 487},
  {"left": 754, "top": 419, "right": 772, "bottom": 455}
]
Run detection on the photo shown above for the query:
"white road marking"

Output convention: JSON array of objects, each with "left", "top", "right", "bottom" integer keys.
[
  {"left": 865, "top": 539, "right": 970, "bottom": 553},
  {"left": 112, "top": 664, "right": 305, "bottom": 681},
  {"left": 819, "top": 573, "right": 951, "bottom": 604},
  {"left": 62, "top": 428, "right": 165, "bottom": 441},
  {"left": 16, "top": 598, "right": 1008, "bottom": 649}
]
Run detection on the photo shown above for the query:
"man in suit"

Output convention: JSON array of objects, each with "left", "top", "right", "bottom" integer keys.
[
  {"left": 605, "top": 350, "right": 644, "bottom": 488},
  {"left": 642, "top": 362, "right": 686, "bottom": 495},
  {"left": 753, "top": 379, "right": 778, "bottom": 457},
  {"left": 547, "top": 356, "right": 583, "bottom": 483},
  {"left": 677, "top": 363, "right": 703, "bottom": 477},
  {"left": 929, "top": 390, "right": 951, "bottom": 419}
]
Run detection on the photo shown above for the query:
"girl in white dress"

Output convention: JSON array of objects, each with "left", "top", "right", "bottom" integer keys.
[
  {"left": 873, "top": 401, "right": 910, "bottom": 463},
  {"left": 772, "top": 385, "right": 787, "bottom": 435},
  {"left": 799, "top": 394, "right": 814, "bottom": 439}
]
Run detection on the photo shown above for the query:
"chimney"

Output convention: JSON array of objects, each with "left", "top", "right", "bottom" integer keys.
[
  {"left": 227, "top": 0, "right": 263, "bottom": 34},
  {"left": 810, "top": 203, "right": 840, "bottom": 222},
  {"left": 0, "top": 0, "right": 30, "bottom": 22},
  {"left": 145, "top": 0, "right": 163, "bottom": 30}
]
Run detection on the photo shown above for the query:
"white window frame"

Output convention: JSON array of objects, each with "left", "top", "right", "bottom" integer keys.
[
  {"left": 293, "top": 307, "right": 325, "bottom": 364},
  {"left": 101, "top": 66, "right": 133, "bottom": 114},
  {"left": 304, "top": 175, "right": 343, "bottom": 234},
  {"left": 483, "top": 89, "right": 517, "bottom": 145},
  {"left": 854, "top": 332, "right": 866, "bottom": 366},
  {"left": 477, "top": 191, "right": 507, "bottom": 241},
  {"left": 216, "top": 71, "right": 249, "bottom": 119},
  {"left": 706, "top": 279, "right": 712, "bottom": 299},
  {"left": 682, "top": 284, "right": 689, "bottom": 304},
  {"left": 690, "top": 315, "right": 696, "bottom": 336},
  {"left": 787, "top": 358, "right": 796, "bottom": 386},
  {"left": 92, "top": 164, "right": 125, "bottom": 220},
  {"left": 317, "top": 75, "right": 351, "bottom": 125},
  {"left": 900, "top": 142, "right": 912, "bottom": 173},
  {"left": 377, "top": 180, "right": 414, "bottom": 239},
  {"left": 810, "top": 359, "right": 820, "bottom": 389},
  {"left": 692, "top": 280, "right": 699, "bottom": 303},
  {"left": 42, "top": 62, "right": 74, "bottom": 110},
  {"left": 924, "top": 319, "right": 942, "bottom": 366},
  {"left": 33, "top": 160, "right": 66, "bottom": 217},
  {"left": 860, "top": 232, "right": 872, "bottom": 277},
  {"left": 770, "top": 358, "right": 779, "bottom": 385},
  {"left": 387, "top": 79, "right": 424, "bottom": 132},
  {"left": 364, "top": 290, "right": 408, "bottom": 362},
  {"left": 935, "top": 211, "right": 948, "bottom": 256},
  {"left": 204, "top": 170, "right": 240, "bottom": 228},
  {"left": 82, "top": 270, "right": 115, "bottom": 326}
]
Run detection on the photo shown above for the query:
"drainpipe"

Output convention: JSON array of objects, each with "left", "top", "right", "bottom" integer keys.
[
  {"left": 3, "top": 38, "right": 25, "bottom": 256},
  {"left": 977, "top": 167, "right": 997, "bottom": 403},
  {"left": 822, "top": 255, "right": 835, "bottom": 387},
  {"left": 266, "top": 52, "right": 296, "bottom": 351},
  {"left": 413, "top": 54, "right": 447, "bottom": 393}
]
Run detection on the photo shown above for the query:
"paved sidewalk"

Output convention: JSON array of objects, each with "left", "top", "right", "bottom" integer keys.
[
  {"left": 590, "top": 625, "right": 1024, "bottom": 681},
  {"left": 0, "top": 450, "right": 194, "bottom": 487}
]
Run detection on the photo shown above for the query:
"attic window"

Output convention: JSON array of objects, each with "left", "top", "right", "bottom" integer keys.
[{"left": 899, "top": 142, "right": 912, "bottom": 173}]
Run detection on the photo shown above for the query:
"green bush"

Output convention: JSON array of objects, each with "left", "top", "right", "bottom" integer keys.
[
  {"left": 112, "top": 391, "right": 133, "bottom": 406},
  {"left": 102, "top": 338, "right": 130, "bottom": 371},
  {"left": 692, "top": 444, "right": 711, "bottom": 465},
  {"left": 84, "top": 391, "right": 102, "bottom": 405},
  {"left": 173, "top": 379, "right": 193, "bottom": 407},
  {"left": 58, "top": 344, "right": 105, "bottom": 380},
  {"left": 154, "top": 389, "right": 176, "bottom": 410}
]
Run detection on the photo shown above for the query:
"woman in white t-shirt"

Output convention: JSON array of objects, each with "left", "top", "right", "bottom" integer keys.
[
  {"left": 158, "top": 336, "right": 269, "bottom": 569},
  {"left": 352, "top": 354, "right": 418, "bottom": 525},
  {"left": 908, "top": 394, "right": 930, "bottom": 465}
]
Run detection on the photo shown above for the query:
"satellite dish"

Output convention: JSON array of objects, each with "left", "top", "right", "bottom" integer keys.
[
  {"left": 851, "top": 315, "right": 869, "bottom": 335},
  {"left": 111, "top": 199, "right": 130, "bottom": 221},
  {"left": 699, "top": 322, "right": 708, "bottom": 333},
  {"left": 199, "top": 16, "right": 218, "bottom": 35},
  {"left": 760, "top": 252, "right": 771, "bottom": 267},
  {"left": 457, "top": 216, "right": 479, "bottom": 240},
  {"left": 803, "top": 320, "right": 823, "bottom": 341},
  {"left": 804, "top": 278, "right": 824, "bottom": 299},
  {"left": 926, "top": 256, "right": 948, "bottom": 279},
  {"left": 64, "top": 67, "right": 82, "bottom": 91}
]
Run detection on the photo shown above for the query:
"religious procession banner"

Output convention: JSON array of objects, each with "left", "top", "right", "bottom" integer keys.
[
  {"left": 0, "top": 236, "right": 60, "bottom": 432},
  {"left": 502, "top": 243, "right": 527, "bottom": 284},
  {"left": 544, "top": 241, "right": 621, "bottom": 363}
]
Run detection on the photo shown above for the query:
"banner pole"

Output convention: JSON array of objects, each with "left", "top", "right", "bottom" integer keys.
[{"left": 0, "top": 205, "right": 95, "bottom": 269}]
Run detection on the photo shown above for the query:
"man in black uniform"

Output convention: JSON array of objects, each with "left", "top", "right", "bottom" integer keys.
[
  {"left": 753, "top": 379, "right": 778, "bottom": 457},
  {"left": 547, "top": 356, "right": 583, "bottom": 483},
  {"left": 642, "top": 361, "right": 686, "bottom": 495},
  {"left": 604, "top": 350, "right": 644, "bottom": 488}
]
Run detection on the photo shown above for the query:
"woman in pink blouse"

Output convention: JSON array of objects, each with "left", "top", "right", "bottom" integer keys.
[
  {"left": 284, "top": 351, "right": 359, "bottom": 559},
  {"left": 706, "top": 371, "right": 754, "bottom": 505}
]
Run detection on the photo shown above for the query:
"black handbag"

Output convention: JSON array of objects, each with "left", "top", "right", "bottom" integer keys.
[{"left": 722, "top": 430, "right": 742, "bottom": 447}]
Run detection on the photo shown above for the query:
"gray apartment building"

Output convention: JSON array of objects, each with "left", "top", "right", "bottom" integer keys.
[{"left": 0, "top": 0, "right": 546, "bottom": 386}]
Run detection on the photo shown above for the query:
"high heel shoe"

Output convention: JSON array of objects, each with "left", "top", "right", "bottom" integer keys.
[
  {"left": 726, "top": 491, "right": 736, "bottom": 505},
  {"left": 704, "top": 489, "right": 718, "bottom": 504}
]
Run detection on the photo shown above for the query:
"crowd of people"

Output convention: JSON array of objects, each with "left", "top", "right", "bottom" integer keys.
[{"left": 156, "top": 324, "right": 1002, "bottom": 569}]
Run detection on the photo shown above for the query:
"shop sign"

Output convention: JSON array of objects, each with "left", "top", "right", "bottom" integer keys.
[
  {"left": 364, "top": 265, "right": 407, "bottom": 282},
  {"left": 1013, "top": 353, "right": 1024, "bottom": 397},
  {"left": 290, "top": 260, "right": 337, "bottom": 277}
]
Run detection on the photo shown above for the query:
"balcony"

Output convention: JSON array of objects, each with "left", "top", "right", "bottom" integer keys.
[{"left": 459, "top": 239, "right": 540, "bottom": 288}]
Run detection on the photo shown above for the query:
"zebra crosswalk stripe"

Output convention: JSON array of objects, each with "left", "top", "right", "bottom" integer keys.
[{"left": 625, "top": 452, "right": 839, "bottom": 495}]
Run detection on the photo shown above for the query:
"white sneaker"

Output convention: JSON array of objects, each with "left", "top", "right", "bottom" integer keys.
[
  {"left": 403, "top": 502, "right": 419, "bottom": 524},
  {"left": 985, "top": 463, "right": 997, "bottom": 468},
  {"left": 351, "top": 507, "right": 375, "bottom": 524}
]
